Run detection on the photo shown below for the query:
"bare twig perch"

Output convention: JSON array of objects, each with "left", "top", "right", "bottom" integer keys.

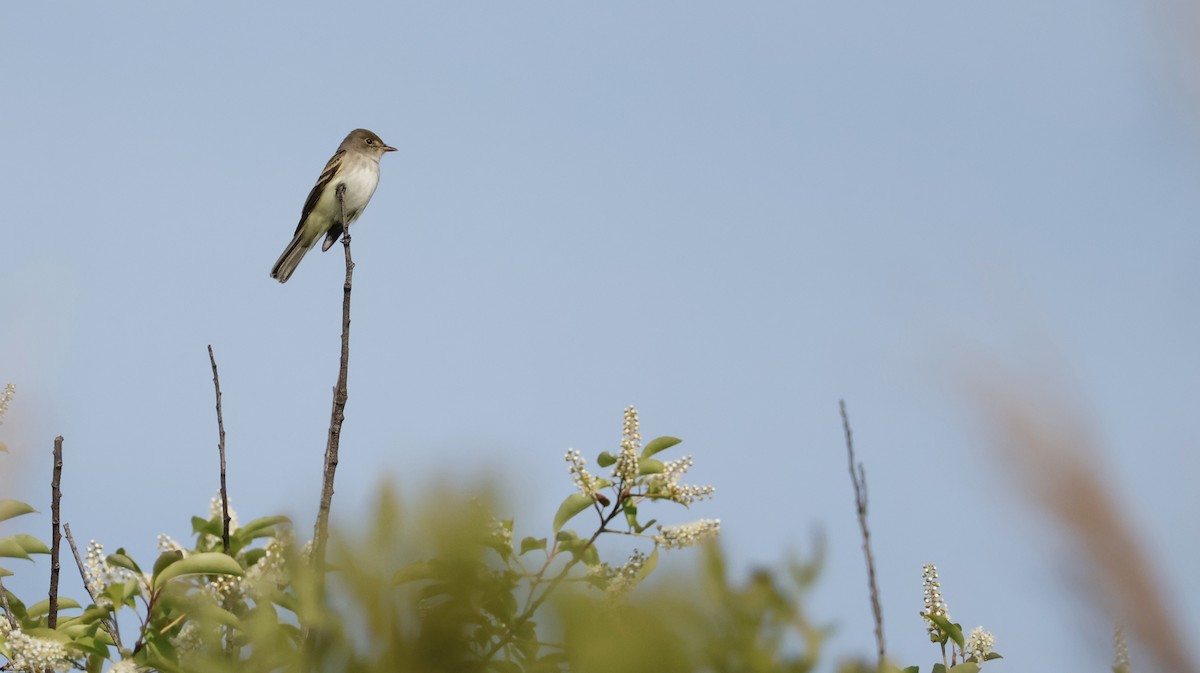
[
  {"left": 48, "top": 436, "right": 63, "bottom": 629},
  {"left": 312, "top": 184, "right": 353, "bottom": 574},
  {"left": 207, "top": 345, "right": 231, "bottom": 554},
  {"left": 840, "top": 400, "right": 885, "bottom": 667},
  {"left": 65, "top": 523, "right": 122, "bottom": 650}
]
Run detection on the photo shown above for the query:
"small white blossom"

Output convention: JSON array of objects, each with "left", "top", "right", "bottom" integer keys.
[
  {"left": 109, "top": 660, "right": 144, "bottom": 673},
  {"left": 0, "top": 383, "right": 14, "bottom": 424},
  {"left": 1113, "top": 625, "right": 1131, "bottom": 672},
  {"left": 606, "top": 549, "right": 648, "bottom": 597},
  {"left": 209, "top": 495, "right": 238, "bottom": 532},
  {"left": 1, "top": 624, "right": 74, "bottom": 671},
  {"left": 242, "top": 541, "right": 288, "bottom": 600},
  {"left": 613, "top": 406, "right": 641, "bottom": 482},
  {"left": 565, "top": 449, "right": 600, "bottom": 496},
  {"left": 648, "top": 455, "right": 715, "bottom": 504},
  {"left": 84, "top": 540, "right": 134, "bottom": 595},
  {"left": 920, "top": 564, "right": 952, "bottom": 641},
  {"left": 654, "top": 519, "right": 720, "bottom": 550},
  {"left": 965, "top": 626, "right": 995, "bottom": 662},
  {"left": 157, "top": 534, "right": 185, "bottom": 553}
]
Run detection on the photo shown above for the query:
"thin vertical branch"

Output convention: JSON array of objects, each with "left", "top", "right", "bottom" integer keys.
[
  {"left": 207, "top": 345, "right": 230, "bottom": 555},
  {"left": 0, "top": 575, "right": 16, "bottom": 630},
  {"left": 48, "top": 436, "right": 63, "bottom": 629},
  {"left": 312, "top": 184, "right": 353, "bottom": 575},
  {"left": 65, "top": 523, "right": 123, "bottom": 651},
  {"left": 840, "top": 400, "right": 886, "bottom": 666}
]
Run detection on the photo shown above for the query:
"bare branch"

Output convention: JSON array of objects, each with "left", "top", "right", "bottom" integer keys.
[
  {"left": 64, "top": 523, "right": 123, "bottom": 651},
  {"left": 0, "top": 575, "right": 16, "bottom": 631},
  {"left": 207, "top": 345, "right": 231, "bottom": 555},
  {"left": 313, "top": 182, "right": 353, "bottom": 574},
  {"left": 840, "top": 400, "right": 886, "bottom": 666},
  {"left": 48, "top": 435, "right": 63, "bottom": 629}
]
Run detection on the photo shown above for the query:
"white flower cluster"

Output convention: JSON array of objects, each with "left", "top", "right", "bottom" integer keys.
[
  {"left": 1113, "top": 626, "right": 1131, "bottom": 672},
  {"left": 157, "top": 533, "right": 185, "bottom": 553},
  {"left": 84, "top": 541, "right": 134, "bottom": 596},
  {"left": 208, "top": 495, "right": 239, "bottom": 532},
  {"left": 605, "top": 549, "right": 647, "bottom": 597},
  {"left": 613, "top": 406, "right": 641, "bottom": 482},
  {"left": 654, "top": 519, "right": 720, "bottom": 550},
  {"left": 565, "top": 449, "right": 600, "bottom": 496},
  {"left": 965, "top": 626, "right": 995, "bottom": 662},
  {"left": 489, "top": 519, "right": 513, "bottom": 547},
  {"left": 242, "top": 541, "right": 288, "bottom": 600},
  {"left": 108, "top": 660, "right": 144, "bottom": 673},
  {"left": 0, "top": 621, "right": 74, "bottom": 672},
  {"left": 649, "top": 455, "right": 715, "bottom": 504},
  {"left": 0, "top": 383, "right": 14, "bottom": 424},
  {"left": 920, "top": 563, "right": 951, "bottom": 641}
]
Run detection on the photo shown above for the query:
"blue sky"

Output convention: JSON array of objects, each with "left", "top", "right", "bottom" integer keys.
[{"left": 2, "top": 2, "right": 1198, "bottom": 670}]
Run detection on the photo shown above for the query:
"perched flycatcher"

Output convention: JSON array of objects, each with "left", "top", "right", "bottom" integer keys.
[{"left": 270, "top": 129, "right": 396, "bottom": 283}]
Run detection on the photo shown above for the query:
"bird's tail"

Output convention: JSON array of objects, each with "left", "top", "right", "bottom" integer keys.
[{"left": 270, "top": 233, "right": 311, "bottom": 283}]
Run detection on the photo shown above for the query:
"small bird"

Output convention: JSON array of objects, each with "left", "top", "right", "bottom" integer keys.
[{"left": 271, "top": 129, "right": 397, "bottom": 283}]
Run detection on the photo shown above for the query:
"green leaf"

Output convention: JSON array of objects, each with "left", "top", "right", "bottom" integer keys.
[
  {"left": 641, "top": 436, "right": 682, "bottom": 458},
  {"left": 637, "top": 459, "right": 665, "bottom": 476},
  {"left": 984, "top": 653, "right": 1003, "bottom": 661},
  {"left": 638, "top": 548, "right": 658, "bottom": 582},
  {"left": 948, "top": 664, "right": 980, "bottom": 673},
  {"left": 900, "top": 667, "right": 920, "bottom": 673},
  {"left": 392, "top": 561, "right": 433, "bottom": 585},
  {"left": 4, "top": 534, "right": 51, "bottom": 555},
  {"left": 0, "top": 537, "right": 31, "bottom": 560},
  {"left": 596, "top": 451, "right": 617, "bottom": 467},
  {"left": 152, "top": 550, "right": 184, "bottom": 579},
  {"left": 106, "top": 552, "right": 141, "bottom": 575},
  {"left": 233, "top": 515, "right": 291, "bottom": 542},
  {"left": 152, "top": 552, "right": 244, "bottom": 590},
  {"left": 623, "top": 502, "right": 639, "bottom": 530},
  {"left": 26, "top": 597, "right": 81, "bottom": 618},
  {"left": 0, "top": 566, "right": 10, "bottom": 577},
  {"left": 190, "top": 516, "right": 221, "bottom": 538},
  {"left": 553, "top": 493, "right": 593, "bottom": 532},
  {"left": 489, "top": 660, "right": 522, "bottom": 673},
  {"left": 65, "top": 635, "right": 110, "bottom": 658},
  {"left": 519, "top": 537, "right": 547, "bottom": 555},
  {"left": 932, "top": 665, "right": 947, "bottom": 673},
  {"left": 0, "top": 499, "right": 36, "bottom": 523}
]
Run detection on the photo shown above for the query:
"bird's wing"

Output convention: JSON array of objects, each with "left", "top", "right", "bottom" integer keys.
[{"left": 293, "top": 149, "right": 346, "bottom": 235}]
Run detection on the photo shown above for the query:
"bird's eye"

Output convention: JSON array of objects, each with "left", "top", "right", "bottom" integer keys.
[{"left": 365, "top": 138, "right": 374, "bottom": 145}]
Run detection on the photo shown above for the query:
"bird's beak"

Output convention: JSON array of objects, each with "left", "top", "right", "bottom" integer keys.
[{"left": 383, "top": 144, "right": 397, "bottom": 152}]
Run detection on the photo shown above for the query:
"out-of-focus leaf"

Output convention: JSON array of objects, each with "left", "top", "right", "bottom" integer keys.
[
  {"left": 392, "top": 561, "right": 433, "bottom": 585},
  {"left": 0, "top": 500, "right": 35, "bottom": 523},
  {"left": 948, "top": 664, "right": 980, "bottom": 673},
  {"left": 152, "top": 552, "right": 243, "bottom": 590},
  {"left": 641, "top": 436, "right": 682, "bottom": 458},
  {"left": 152, "top": 550, "right": 184, "bottom": 579},
  {"left": 553, "top": 493, "right": 593, "bottom": 532},
  {"left": 519, "top": 537, "right": 547, "bottom": 555},
  {"left": 27, "top": 597, "right": 81, "bottom": 617},
  {"left": 597, "top": 452, "right": 617, "bottom": 467}
]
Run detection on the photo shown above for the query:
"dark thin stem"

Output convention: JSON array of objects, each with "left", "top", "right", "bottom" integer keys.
[
  {"left": 313, "top": 185, "right": 352, "bottom": 576},
  {"left": 0, "top": 575, "right": 16, "bottom": 630},
  {"left": 65, "top": 523, "right": 123, "bottom": 651},
  {"left": 207, "top": 345, "right": 230, "bottom": 555},
  {"left": 840, "top": 399, "right": 886, "bottom": 666},
  {"left": 48, "top": 436, "right": 63, "bottom": 629}
]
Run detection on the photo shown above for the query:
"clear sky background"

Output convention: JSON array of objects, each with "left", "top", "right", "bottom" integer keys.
[{"left": 2, "top": 2, "right": 1198, "bottom": 671}]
